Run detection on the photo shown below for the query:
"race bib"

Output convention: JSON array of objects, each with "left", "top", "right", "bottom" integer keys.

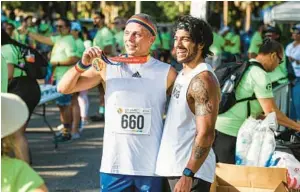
[{"left": 114, "top": 107, "right": 151, "bottom": 135}]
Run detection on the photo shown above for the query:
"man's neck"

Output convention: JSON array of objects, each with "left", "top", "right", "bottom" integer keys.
[
  {"left": 98, "top": 25, "right": 105, "bottom": 30},
  {"left": 255, "top": 55, "right": 267, "bottom": 70},
  {"left": 182, "top": 57, "right": 204, "bottom": 74},
  {"left": 293, "top": 40, "right": 300, "bottom": 46}
]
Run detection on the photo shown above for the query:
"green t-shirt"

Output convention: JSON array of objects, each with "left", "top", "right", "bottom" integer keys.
[
  {"left": 161, "top": 32, "right": 171, "bottom": 50},
  {"left": 1, "top": 44, "right": 26, "bottom": 78},
  {"left": 93, "top": 27, "right": 115, "bottom": 49},
  {"left": 248, "top": 31, "right": 263, "bottom": 54},
  {"left": 216, "top": 60, "right": 274, "bottom": 137},
  {"left": 50, "top": 35, "right": 77, "bottom": 79},
  {"left": 1, "top": 156, "right": 44, "bottom": 192},
  {"left": 210, "top": 32, "right": 225, "bottom": 56},
  {"left": 75, "top": 38, "right": 85, "bottom": 58},
  {"left": 151, "top": 35, "right": 162, "bottom": 51},
  {"left": 13, "top": 31, "right": 27, "bottom": 45},
  {"left": 114, "top": 30, "right": 125, "bottom": 51},
  {"left": 267, "top": 53, "right": 288, "bottom": 84},
  {"left": 224, "top": 32, "right": 234, "bottom": 53},
  {"left": 230, "top": 34, "right": 240, "bottom": 54},
  {"left": 1, "top": 54, "right": 8, "bottom": 93}
]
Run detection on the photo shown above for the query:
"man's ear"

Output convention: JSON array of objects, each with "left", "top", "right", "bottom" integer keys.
[
  {"left": 198, "top": 44, "right": 204, "bottom": 50},
  {"left": 149, "top": 35, "right": 156, "bottom": 44}
]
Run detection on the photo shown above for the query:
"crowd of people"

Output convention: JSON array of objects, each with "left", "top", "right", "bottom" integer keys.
[{"left": 1, "top": 7, "right": 300, "bottom": 192}]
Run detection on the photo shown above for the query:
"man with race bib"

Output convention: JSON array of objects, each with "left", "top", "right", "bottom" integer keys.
[{"left": 57, "top": 13, "right": 177, "bottom": 191}]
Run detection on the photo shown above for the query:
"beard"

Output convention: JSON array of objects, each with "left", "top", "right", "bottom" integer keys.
[{"left": 174, "top": 46, "right": 199, "bottom": 64}]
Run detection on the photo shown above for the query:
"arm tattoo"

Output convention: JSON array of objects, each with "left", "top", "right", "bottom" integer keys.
[
  {"left": 190, "top": 76, "right": 212, "bottom": 116},
  {"left": 194, "top": 145, "right": 210, "bottom": 159}
]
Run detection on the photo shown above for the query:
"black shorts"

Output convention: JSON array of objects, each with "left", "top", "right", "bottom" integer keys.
[
  {"left": 212, "top": 130, "right": 237, "bottom": 164},
  {"left": 164, "top": 177, "right": 211, "bottom": 192},
  {"left": 8, "top": 76, "right": 41, "bottom": 119}
]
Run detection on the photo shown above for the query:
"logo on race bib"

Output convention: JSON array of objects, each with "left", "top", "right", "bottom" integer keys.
[{"left": 117, "top": 108, "right": 123, "bottom": 114}]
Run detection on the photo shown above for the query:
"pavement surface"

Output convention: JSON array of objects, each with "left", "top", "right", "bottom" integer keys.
[{"left": 27, "top": 89, "right": 103, "bottom": 192}]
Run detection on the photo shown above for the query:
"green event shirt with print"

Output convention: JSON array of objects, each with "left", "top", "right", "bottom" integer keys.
[
  {"left": 1, "top": 54, "right": 8, "bottom": 93},
  {"left": 1, "top": 156, "right": 44, "bottom": 192},
  {"left": 161, "top": 32, "right": 171, "bottom": 50},
  {"left": 1, "top": 44, "right": 26, "bottom": 78},
  {"left": 75, "top": 38, "right": 85, "bottom": 57},
  {"left": 114, "top": 30, "right": 125, "bottom": 51},
  {"left": 93, "top": 27, "right": 115, "bottom": 49},
  {"left": 230, "top": 34, "right": 241, "bottom": 54},
  {"left": 210, "top": 32, "right": 225, "bottom": 56},
  {"left": 216, "top": 61, "right": 274, "bottom": 137},
  {"left": 224, "top": 32, "right": 234, "bottom": 53},
  {"left": 248, "top": 31, "right": 262, "bottom": 54},
  {"left": 50, "top": 35, "right": 78, "bottom": 79}
]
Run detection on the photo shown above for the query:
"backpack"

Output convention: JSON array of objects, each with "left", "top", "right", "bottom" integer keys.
[
  {"left": 13, "top": 41, "right": 48, "bottom": 79},
  {"left": 215, "top": 59, "right": 265, "bottom": 115}
]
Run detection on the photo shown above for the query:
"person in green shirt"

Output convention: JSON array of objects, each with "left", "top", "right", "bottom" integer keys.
[
  {"left": 150, "top": 29, "right": 162, "bottom": 59},
  {"left": 208, "top": 27, "right": 225, "bottom": 69},
  {"left": 4, "top": 22, "right": 15, "bottom": 38},
  {"left": 264, "top": 25, "right": 288, "bottom": 87},
  {"left": 113, "top": 16, "right": 125, "bottom": 55},
  {"left": 19, "top": 18, "right": 80, "bottom": 142},
  {"left": 91, "top": 11, "right": 115, "bottom": 121},
  {"left": 69, "top": 21, "right": 86, "bottom": 139},
  {"left": 1, "top": 30, "right": 41, "bottom": 164},
  {"left": 213, "top": 39, "right": 300, "bottom": 164},
  {"left": 248, "top": 21, "right": 264, "bottom": 59},
  {"left": 1, "top": 54, "right": 8, "bottom": 93},
  {"left": 229, "top": 27, "right": 241, "bottom": 55},
  {"left": 160, "top": 26, "right": 172, "bottom": 63},
  {"left": 1, "top": 93, "right": 48, "bottom": 192}
]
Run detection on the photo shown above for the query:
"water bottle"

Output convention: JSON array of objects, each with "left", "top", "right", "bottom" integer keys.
[{"left": 222, "top": 75, "right": 236, "bottom": 93}]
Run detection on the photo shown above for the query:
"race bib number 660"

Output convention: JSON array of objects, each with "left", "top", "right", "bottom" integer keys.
[{"left": 115, "top": 107, "right": 151, "bottom": 135}]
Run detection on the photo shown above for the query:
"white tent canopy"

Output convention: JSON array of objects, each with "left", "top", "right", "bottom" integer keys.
[{"left": 271, "top": 1, "right": 300, "bottom": 23}]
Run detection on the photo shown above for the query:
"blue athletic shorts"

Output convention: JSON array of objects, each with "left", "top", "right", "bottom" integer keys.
[
  {"left": 54, "top": 79, "right": 72, "bottom": 106},
  {"left": 100, "top": 172, "right": 163, "bottom": 192}
]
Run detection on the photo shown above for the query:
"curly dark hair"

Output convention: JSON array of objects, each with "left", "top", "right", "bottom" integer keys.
[{"left": 174, "top": 15, "right": 213, "bottom": 59}]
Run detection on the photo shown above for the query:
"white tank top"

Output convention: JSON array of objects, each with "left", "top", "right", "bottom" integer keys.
[
  {"left": 155, "top": 63, "right": 216, "bottom": 183},
  {"left": 100, "top": 57, "right": 170, "bottom": 176}
]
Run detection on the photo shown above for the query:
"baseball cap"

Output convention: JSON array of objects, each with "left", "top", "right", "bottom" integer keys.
[
  {"left": 265, "top": 25, "right": 281, "bottom": 35},
  {"left": 71, "top": 22, "right": 82, "bottom": 32},
  {"left": 292, "top": 24, "right": 300, "bottom": 33},
  {"left": 1, "top": 93, "right": 29, "bottom": 138}
]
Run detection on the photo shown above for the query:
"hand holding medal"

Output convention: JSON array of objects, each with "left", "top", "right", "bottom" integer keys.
[{"left": 75, "top": 46, "right": 150, "bottom": 73}]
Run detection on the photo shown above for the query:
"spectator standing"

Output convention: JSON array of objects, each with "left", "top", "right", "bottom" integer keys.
[{"left": 286, "top": 24, "right": 300, "bottom": 123}]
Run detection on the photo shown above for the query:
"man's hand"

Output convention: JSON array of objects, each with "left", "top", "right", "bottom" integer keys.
[
  {"left": 82, "top": 46, "right": 103, "bottom": 66},
  {"left": 174, "top": 176, "right": 193, "bottom": 192}
]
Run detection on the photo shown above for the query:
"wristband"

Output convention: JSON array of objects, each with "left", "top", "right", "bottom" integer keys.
[{"left": 75, "top": 60, "right": 91, "bottom": 73}]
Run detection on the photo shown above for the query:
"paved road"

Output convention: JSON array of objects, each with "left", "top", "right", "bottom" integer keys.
[{"left": 27, "top": 89, "right": 103, "bottom": 191}]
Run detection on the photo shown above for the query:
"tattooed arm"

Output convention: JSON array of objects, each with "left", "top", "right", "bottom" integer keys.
[
  {"left": 174, "top": 71, "right": 220, "bottom": 192},
  {"left": 185, "top": 71, "right": 220, "bottom": 173}
]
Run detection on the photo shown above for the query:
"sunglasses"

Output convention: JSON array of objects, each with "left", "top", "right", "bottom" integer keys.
[{"left": 56, "top": 25, "right": 64, "bottom": 28}]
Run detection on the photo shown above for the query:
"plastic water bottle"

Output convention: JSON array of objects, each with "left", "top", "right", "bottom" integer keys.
[{"left": 222, "top": 75, "right": 236, "bottom": 93}]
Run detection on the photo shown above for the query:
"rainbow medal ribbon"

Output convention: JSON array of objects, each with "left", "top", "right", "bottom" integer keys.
[{"left": 92, "top": 54, "right": 150, "bottom": 72}]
